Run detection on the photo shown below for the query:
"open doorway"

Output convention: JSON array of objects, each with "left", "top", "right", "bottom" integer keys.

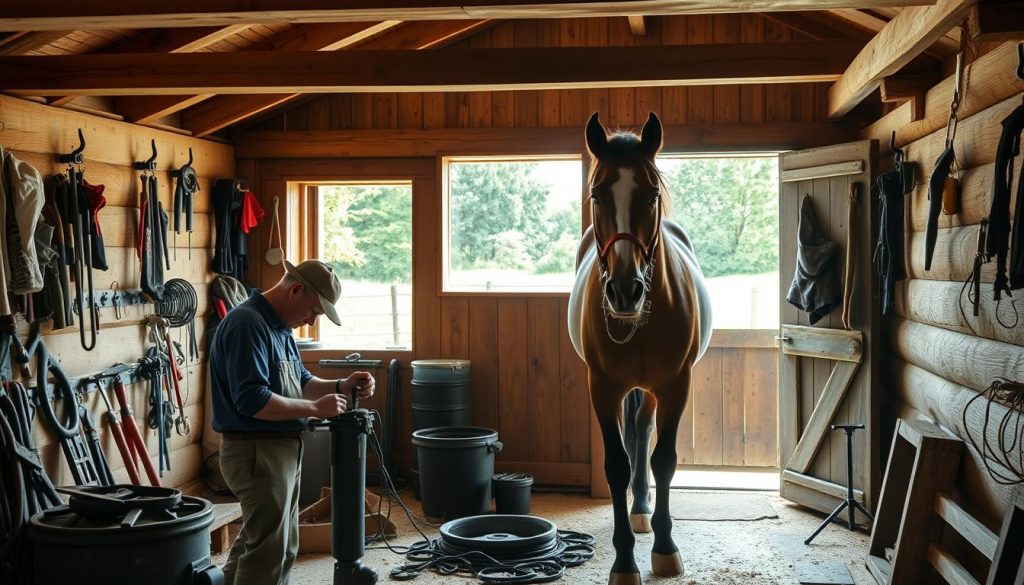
[{"left": 659, "top": 155, "right": 782, "bottom": 491}]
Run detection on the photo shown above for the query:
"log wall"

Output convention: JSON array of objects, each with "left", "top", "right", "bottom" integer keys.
[
  {"left": 861, "top": 40, "right": 1024, "bottom": 541},
  {"left": 0, "top": 94, "right": 234, "bottom": 489}
]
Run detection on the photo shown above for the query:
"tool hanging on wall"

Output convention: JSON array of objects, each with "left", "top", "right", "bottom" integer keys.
[
  {"left": 925, "top": 46, "right": 969, "bottom": 271},
  {"left": 874, "top": 132, "right": 916, "bottom": 316},
  {"left": 11, "top": 320, "right": 102, "bottom": 486},
  {"left": 171, "top": 148, "right": 199, "bottom": 261},
  {"left": 57, "top": 129, "right": 99, "bottom": 350},
  {"left": 986, "top": 43, "right": 1024, "bottom": 329},
  {"left": 155, "top": 278, "right": 199, "bottom": 362},
  {"left": 141, "top": 352, "right": 172, "bottom": 476},
  {"left": 136, "top": 139, "right": 168, "bottom": 301},
  {"left": 961, "top": 220, "right": 990, "bottom": 323},
  {"left": 266, "top": 195, "right": 284, "bottom": 265}
]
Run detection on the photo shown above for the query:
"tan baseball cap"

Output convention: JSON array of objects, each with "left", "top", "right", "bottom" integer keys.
[{"left": 284, "top": 260, "right": 342, "bottom": 326}]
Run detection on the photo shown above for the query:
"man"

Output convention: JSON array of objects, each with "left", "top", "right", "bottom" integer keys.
[{"left": 210, "top": 259, "right": 375, "bottom": 585}]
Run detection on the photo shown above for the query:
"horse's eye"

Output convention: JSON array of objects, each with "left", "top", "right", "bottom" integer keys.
[
  {"left": 590, "top": 191, "right": 602, "bottom": 204},
  {"left": 648, "top": 191, "right": 660, "bottom": 205}
]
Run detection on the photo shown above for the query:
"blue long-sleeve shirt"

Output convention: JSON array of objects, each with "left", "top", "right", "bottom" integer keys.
[{"left": 210, "top": 291, "right": 313, "bottom": 432}]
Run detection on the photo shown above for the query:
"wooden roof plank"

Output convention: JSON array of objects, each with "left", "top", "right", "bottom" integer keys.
[
  {"left": 0, "top": 1, "right": 939, "bottom": 32},
  {"left": 181, "top": 19, "right": 494, "bottom": 136},
  {"left": 0, "top": 41, "right": 862, "bottom": 96},
  {"left": 826, "top": 0, "right": 975, "bottom": 119},
  {"left": 115, "top": 20, "right": 401, "bottom": 124},
  {"left": 0, "top": 31, "right": 72, "bottom": 55}
]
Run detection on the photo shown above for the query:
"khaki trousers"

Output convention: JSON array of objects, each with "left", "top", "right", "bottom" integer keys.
[{"left": 220, "top": 435, "right": 304, "bottom": 585}]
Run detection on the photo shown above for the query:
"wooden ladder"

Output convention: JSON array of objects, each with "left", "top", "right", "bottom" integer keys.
[{"left": 867, "top": 418, "right": 1024, "bottom": 584}]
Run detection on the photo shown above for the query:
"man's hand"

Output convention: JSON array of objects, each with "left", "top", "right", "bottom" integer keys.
[
  {"left": 340, "top": 371, "right": 376, "bottom": 400},
  {"left": 313, "top": 393, "right": 348, "bottom": 418}
]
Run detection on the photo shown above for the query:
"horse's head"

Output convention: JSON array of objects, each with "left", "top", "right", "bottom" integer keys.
[{"left": 585, "top": 112, "right": 665, "bottom": 318}]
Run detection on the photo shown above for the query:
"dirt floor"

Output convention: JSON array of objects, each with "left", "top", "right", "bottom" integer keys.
[{"left": 216, "top": 488, "right": 875, "bottom": 584}]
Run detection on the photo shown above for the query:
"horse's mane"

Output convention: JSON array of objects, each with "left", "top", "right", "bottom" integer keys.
[{"left": 587, "top": 130, "right": 671, "bottom": 214}]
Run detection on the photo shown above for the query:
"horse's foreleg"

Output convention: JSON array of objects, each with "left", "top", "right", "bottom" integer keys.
[
  {"left": 593, "top": 388, "right": 641, "bottom": 584},
  {"left": 625, "top": 389, "right": 656, "bottom": 533},
  {"left": 648, "top": 373, "right": 690, "bottom": 578}
]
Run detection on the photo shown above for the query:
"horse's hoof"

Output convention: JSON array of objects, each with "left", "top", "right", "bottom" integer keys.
[
  {"left": 608, "top": 571, "right": 642, "bottom": 585},
  {"left": 651, "top": 551, "right": 684, "bottom": 576},
  {"left": 629, "top": 513, "right": 652, "bottom": 533}
]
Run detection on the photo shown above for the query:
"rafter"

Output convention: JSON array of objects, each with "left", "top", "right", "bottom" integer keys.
[
  {"left": 48, "top": 25, "right": 249, "bottom": 107},
  {"left": 179, "top": 19, "right": 494, "bottom": 136},
  {"left": 114, "top": 20, "right": 400, "bottom": 124},
  {"left": 0, "top": 41, "right": 860, "bottom": 97},
  {"left": 829, "top": 7, "right": 958, "bottom": 53},
  {"left": 0, "top": 31, "right": 71, "bottom": 55},
  {"left": 0, "top": 1, "right": 938, "bottom": 32},
  {"left": 967, "top": 1, "right": 1024, "bottom": 42},
  {"left": 627, "top": 16, "right": 647, "bottom": 36},
  {"left": 827, "top": 0, "right": 975, "bottom": 119}
]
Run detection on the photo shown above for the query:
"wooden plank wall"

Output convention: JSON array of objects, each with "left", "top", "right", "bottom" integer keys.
[
  {"left": 237, "top": 14, "right": 832, "bottom": 489},
  {"left": 0, "top": 94, "right": 235, "bottom": 489},
  {"left": 860, "top": 40, "right": 1024, "bottom": 549}
]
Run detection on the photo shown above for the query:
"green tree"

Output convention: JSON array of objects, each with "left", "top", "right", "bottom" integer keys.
[
  {"left": 320, "top": 185, "right": 412, "bottom": 283},
  {"left": 449, "top": 162, "right": 551, "bottom": 271},
  {"left": 664, "top": 158, "right": 778, "bottom": 277}
]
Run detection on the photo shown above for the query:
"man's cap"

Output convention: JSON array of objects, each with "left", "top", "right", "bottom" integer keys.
[{"left": 284, "top": 260, "right": 342, "bottom": 326}]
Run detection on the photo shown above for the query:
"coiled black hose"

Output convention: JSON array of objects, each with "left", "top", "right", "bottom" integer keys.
[{"left": 156, "top": 278, "right": 199, "bottom": 359}]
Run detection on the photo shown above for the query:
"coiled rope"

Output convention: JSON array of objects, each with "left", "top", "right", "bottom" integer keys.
[
  {"left": 155, "top": 278, "right": 199, "bottom": 360},
  {"left": 963, "top": 378, "right": 1024, "bottom": 485}
]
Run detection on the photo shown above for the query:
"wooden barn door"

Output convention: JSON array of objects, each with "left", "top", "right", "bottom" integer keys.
[{"left": 777, "top": 140, "right": 881, "bottom": 518}]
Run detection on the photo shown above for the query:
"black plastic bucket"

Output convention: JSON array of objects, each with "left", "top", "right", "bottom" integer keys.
[
  {"left": 411, "top": 359, "right": 472, "bottom": 430},
  {"left": 410, "top": 359, "right": 471, "bottom": 497},
  {"left": 412, "top": 427, "right": 502, "bottom": 520},
  {"left": 493, "top": 473, "right": 534, "bottom": 515}
]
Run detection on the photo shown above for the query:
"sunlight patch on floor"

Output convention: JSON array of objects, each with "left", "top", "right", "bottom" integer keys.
[{"left": 671, "top": 466, "right": 780, "bottom": 491}]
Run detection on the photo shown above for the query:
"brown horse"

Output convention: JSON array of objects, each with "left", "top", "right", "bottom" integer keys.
[{"left": 568, "top": 112, "right": 711, "bottom": 584}]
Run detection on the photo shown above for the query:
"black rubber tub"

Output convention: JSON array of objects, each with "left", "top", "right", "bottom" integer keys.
[{"left": 412, "top": 426, "right": 502, "bottom": 520}]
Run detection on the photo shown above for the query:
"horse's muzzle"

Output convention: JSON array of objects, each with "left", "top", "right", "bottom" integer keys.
[{"left": 605, "top": 277, "right": 646, "bottom": 315}]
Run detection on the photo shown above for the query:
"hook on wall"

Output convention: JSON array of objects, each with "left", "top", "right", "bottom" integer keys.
[
  {"left": 170, "top": 147, "right": 194, "bottom": 178},
  {"left": 1016, "top": 42, "right": 1024, "bottom": 81},
  {"left": 57, "top": 128, "right": 86, "bottom": 165},
  {"left": 133, "top": 139, "right": 158, "bottom": 172}
]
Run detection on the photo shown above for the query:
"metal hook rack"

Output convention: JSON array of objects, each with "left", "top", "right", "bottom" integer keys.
[
  {"left": 57, "top": 128, "right": 86, "bottom": 165},
  {"left": 133, "top": 139, "right": 158, "bottom": 172}
]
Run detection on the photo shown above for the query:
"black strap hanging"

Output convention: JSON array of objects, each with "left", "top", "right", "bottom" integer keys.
[{"left": 172, "top": 148, "right": 199, "bottom": 261}]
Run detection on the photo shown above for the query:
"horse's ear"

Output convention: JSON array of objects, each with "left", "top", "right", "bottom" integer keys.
[
  {"left": 586, "top": 112, "right": 607, "bottom": 158},
  {"left": 640, "top": 112, "right": 663, "bottom": 157}
]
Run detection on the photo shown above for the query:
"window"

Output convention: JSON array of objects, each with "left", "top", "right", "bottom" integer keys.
[
  {"left": 311, "top": 182, "right": 413, "bottom": 350},
  {"left": 659, "top": 155, "right": 780, "bottom": 329},
  {"left": 443, "top": 157, "right": 583, "bottom": 293}
]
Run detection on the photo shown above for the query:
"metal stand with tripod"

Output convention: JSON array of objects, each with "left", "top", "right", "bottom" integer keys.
[{"left": 804, "top": 424, "right": 874, "bottom": 546}]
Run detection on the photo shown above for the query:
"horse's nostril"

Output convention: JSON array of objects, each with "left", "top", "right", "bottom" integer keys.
[
  {"left": 631, "top": 279, "right": 644, "bottom": 303},
  {"left": 604, "top": 280, "right": 618, "bottom": 304}
]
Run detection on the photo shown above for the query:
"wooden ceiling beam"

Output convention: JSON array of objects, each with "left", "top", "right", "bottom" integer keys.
[
  {"left": 232, "top": 123, "right": 861, "bottom": 158},
  {"left": 47, "top": 25, "right": 250, "bottom": 107},
  {"left": 180, "top": 19, "right": 493, "bottom": 136},
  {"left": 829, "top": 7, "right": 959, "bottom": 53},
  {"left": 0, "top": 41, "right": 861, "bottom": 96},
  {"left": 114, "top": 20, "right": 400, "bottom": 124},
  {"left": 627, "top": 16, "right": 647, "bottom": 36},
  {"left": 967, "top": 1, "right": 1024, "bottom": 42},
  {"left": 0, "top": 31, "right": 71, "bottom": 55},
  {"left": 827, "top": 0, "right": 976, "bottom": 119},
  {"left": 0, "top": 1, "right": 938, "bottom": 32}
]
